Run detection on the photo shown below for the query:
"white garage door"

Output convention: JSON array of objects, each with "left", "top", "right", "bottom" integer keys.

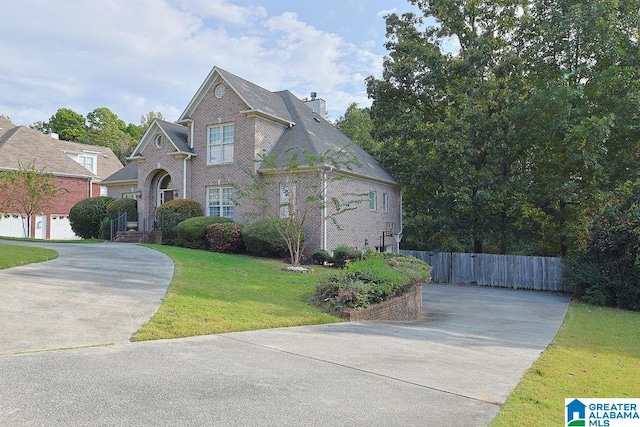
[
  {"left": 0, "top": 214, "right": 29, "bottom": 238},
  {"left": 50, "top": 215, "right": 80, "bottom": 240}
]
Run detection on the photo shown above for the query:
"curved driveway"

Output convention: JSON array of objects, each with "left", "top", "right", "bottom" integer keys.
[
  {"left": 0, "top": 241, "right": 173, "bottom": 354},
  {"left": 0, "top": 241, "right": 570, "bottom": 426}
]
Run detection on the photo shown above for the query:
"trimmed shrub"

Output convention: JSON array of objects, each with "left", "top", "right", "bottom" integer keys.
[
  {"left": 99, "top": 217, "right": 111, "bottom": 240},
  {"left": 106, "top": 198, "right": 137, "bottom": 220},
  {"left": 313, "top": 253, "right": 431, "bottom": 310},
  {"left": 155, "top": 199, "right": 202, "bottom": 246},
  {"left": 206, "top": 222, "right": 244, "bottom": 253},
  {"left": 176, "top": 216, "right": 231, "bottom": 249},
  {"left": 242, "top": 218, "right": 292, "bottom": 258},
  {"left": 312, "top": 249, "right": 335, "bottom": 265},
  {"left": 69, "top": 196, "right": 114, "bottom": 239},
  {"left": 333, "top": 245, "right": 362, "bottom": 267}
]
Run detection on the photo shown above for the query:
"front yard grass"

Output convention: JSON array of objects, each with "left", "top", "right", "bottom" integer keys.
[
  {"left": 0, "top": 243, "right": 58, "bottom": 269},
  {"left": 132, "top": 244, "right": 341, "bottom": 341},
  {"left": 491, "top": 302, "right": 640, "bottom": 426}
]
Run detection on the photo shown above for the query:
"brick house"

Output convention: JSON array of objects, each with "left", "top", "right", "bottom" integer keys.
[
  {"left": 102, "top": 66, "right": 402, "bottom": 253},
  {"left": 0, "top": 116, "right": 123, "bottom": 239}
]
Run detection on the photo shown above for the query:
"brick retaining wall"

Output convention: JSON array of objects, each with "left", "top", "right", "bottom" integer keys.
[{"left": 340, "top": 285, "right": 423, "bottom": 321}]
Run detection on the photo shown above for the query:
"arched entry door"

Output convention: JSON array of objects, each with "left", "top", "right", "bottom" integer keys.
[{"left": 157, "top": 173, "right": 174, "bottom": 207}]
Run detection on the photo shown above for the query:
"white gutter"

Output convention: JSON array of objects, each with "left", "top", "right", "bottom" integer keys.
[
  {"left": 183, "top": 154, "right": 192, "bottom": 198},
  {"left": 396, "top": 190, "right": 403, "bottom": 253}
]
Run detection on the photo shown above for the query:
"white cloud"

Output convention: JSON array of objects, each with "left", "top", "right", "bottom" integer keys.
[
  {"left": 0, "top": 0, "right": 390, "bottom": 126},
  {"left": 377, "top": 8, "right": 398, "bottom": 18},
  {"left": 179, "top": 0, "right": 267, "bottom": 25}
]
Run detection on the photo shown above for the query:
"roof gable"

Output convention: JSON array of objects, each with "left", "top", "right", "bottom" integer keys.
[
  {"left": 178, "top": 66, "right": 294, "bottom": 126},
  {"left": 129, "top": 119, "right": 192, "bottom": 158},
  {"left": 0, "top": 125, "right": 122, "bottom": 179}
]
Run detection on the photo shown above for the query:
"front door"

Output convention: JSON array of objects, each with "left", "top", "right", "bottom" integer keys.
[{"left": 157, "top": 173, "right": 174, "bottom": 207}]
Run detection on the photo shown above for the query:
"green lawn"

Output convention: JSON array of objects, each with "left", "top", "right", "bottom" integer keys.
[
  {"left": 132, "top": 244, "right": 341, "bottom": 341},
  {"left": 491, "top": 302, "right": 640, "bottom": 426},
  {"left": 0, "top": 243, "right": 58, "bottom": 269}
]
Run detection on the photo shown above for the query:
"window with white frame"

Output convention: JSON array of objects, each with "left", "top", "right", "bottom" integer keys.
[
  {"left": 207, "top": 123, "right": 234, "bottom": 164},
  {"left": 77, "top": 154, "right": 97, "bottom": 174},
  {"left": 382, "top": 193, "right": 389, "bottom": 212},
  {"left": 279, "top": 183, "right": 296, "bottom": 218},
  {"left": 369, "top": 191, "right": 377, "bottom": 211},
  {"left": 207, "top": 187, "right": 234, "bottom": 219}
]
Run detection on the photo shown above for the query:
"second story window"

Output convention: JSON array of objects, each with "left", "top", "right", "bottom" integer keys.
[
  {"left": 207, "top": 123, "right": 234, "bottom": 164},
  {"left": 78, "top": 154, "right": 96, "bottom": 174}
]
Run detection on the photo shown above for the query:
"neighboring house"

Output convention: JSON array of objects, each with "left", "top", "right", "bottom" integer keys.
[
  {"left": 0, "top": 117, "right": 123, "bottom": 239},
  {"left": 102, "top": 66, "right": 402, "bottom": 253}
]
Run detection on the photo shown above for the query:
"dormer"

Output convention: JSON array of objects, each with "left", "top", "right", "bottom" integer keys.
[{"left": 63, "top": 150, "right": 99, "bottom": 174}]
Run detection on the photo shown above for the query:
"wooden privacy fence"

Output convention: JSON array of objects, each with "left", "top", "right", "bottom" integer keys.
[{"left": 400, "top": 250, "right": 566, "bottom": 292}]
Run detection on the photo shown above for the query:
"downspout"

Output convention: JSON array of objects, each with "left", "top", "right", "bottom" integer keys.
[
  {"left": 183, "top": 154, "right": 192, "bottom": 199},
  {"left": 322, "top": 169, "right": 327, "bottom": 251},
  {"left": 89, "top": 177, "right": 93, "bottom": 198},
  {"left": 397, "top": 190, "right": 403, "bottom": 253},
  {"left": 190, "top": 121, "right": 194, "bottom": 149}
]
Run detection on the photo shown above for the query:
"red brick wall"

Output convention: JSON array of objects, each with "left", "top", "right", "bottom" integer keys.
[
  {"left": 340, "top": 286, "right": 423, "bottom": 321},
  {"left": 0, "top": 174, "right": 92, "bottom": 238}
]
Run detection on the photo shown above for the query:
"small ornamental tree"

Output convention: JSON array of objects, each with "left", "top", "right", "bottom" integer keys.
[
  {"left": 0, "top": 161, "right": 61, "bottom": 237},
  {"left": 231, "top": 147, "right": 364, "bottom": 266}
]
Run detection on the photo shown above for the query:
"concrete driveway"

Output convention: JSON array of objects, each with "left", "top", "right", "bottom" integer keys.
[
  {"left": 0, "top": 240, "right": 173, "bottom": 354},
  {"left": 0, "top": 245, "right": 570, "bottom": 427}
]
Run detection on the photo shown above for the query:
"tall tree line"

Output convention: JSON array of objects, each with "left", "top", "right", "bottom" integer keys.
[
  {"left": 351, "top": 0, "right": 640, "bottom": 256},
  {"left": 31, "top": 108, "right": 164, "bottom": 164}
]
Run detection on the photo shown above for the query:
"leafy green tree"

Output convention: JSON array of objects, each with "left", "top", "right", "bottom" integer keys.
[
  {"left": 367, "top": 0, "right": 529, "bottom": 253},
  {"left": 81, "top": 107, "right": 136, "bottom": 163},
  {"left": 335, "top": 104, "right": 380, "bottom": 155},
  {"left": 0, "top": 161, "right": 60, "bottom": 237},
  {"left": 49, "top": 108, "right": 86, "bottom": 141},
  {"left": 140, "top": 111, "right": 165, "bottom": 129},
  {"left": 563, "top": 180, "right": 640, "bottom": 310},
  {"left": 514, "top": 0, "right": 640, "bottom": 255},
  {"left": 29, "top": 121, "right": 50, "bottom": 134},
  {"left": 366, "top": 0, "right": 639, "bottom": 256}
]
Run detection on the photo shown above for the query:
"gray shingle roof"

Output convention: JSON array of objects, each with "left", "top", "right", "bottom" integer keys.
[
  {"left": 263, "top": 91, "right": 398, "bottom": 185},
  {"left": 156, "top": 119, "right": 191, "bottom": 153},
  {"left": 216, "top": 68, "right": 293, "bottom": 124},
  {"left": 101, "top": 161, "right": 138, "bottom": 184}
]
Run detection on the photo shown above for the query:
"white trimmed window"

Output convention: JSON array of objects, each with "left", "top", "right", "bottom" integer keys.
[
  {"left": 207, "top": 123, "right": 234, "bottom": 164},
  {"left": 207, "top": 187, "right": 234, "bottom": 219},
  {"left": 369, "top": 191, "right": 377, "bottom": 211},
  {"left": 279, "top": 183, "right": 296, "bottom": 218},
  {"left": 382, "top": 193, "right": 389, "bottom": 212},
  {"left": 78, "top": 154, "right": 97, "bottom": 174}
]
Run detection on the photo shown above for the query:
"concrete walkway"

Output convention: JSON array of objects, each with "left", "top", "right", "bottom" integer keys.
[
  {"left": 0, "top": 241, "right": 173, "bottom": 354},
  {"left": 0, "top": 250, "right": 571, "bottom": 427}
]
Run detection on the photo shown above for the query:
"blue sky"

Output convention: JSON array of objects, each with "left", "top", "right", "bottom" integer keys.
[{"left": 0, "top": 0, "right": 425, "bottom": 127}]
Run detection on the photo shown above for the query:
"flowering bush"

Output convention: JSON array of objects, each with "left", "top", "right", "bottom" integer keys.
[{"left": 206, "top": 222, "right": 244, "bottom": 253}]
